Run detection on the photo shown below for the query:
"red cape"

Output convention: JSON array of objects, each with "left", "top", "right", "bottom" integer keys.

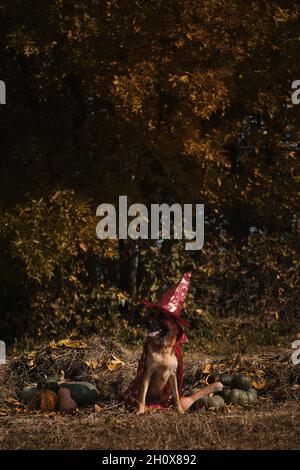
[{"left": 124, "top": 337, "right": 184, "bottom": 411}]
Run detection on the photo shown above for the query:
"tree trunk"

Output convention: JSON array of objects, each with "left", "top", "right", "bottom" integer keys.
[{"left": 119, "top": 240, "right": 138, "bottom": 296}]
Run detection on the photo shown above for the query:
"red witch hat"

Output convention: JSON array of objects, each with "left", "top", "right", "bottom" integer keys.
[{"left": 141, "top": 272, "right": 192, "bottom": 329}]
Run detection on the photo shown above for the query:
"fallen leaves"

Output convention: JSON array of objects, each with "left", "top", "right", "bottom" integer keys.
[
  {"left": 291, "top": 384, "right": 300, "bottom": 391},
  {"left": 79, "top": 242, "right": 88, "bottom": 252},
  {"left": 203, "top": 363, "right": 213, "bottom": 374},
  {"left": 106, "top": 355, "right": 125, "bottom": 371},
  {"left": 86, "top": 354, "right": 126, "bottom": 371},
  {"left": 4, "top": 398, "right": 21, "bottom": 406},
  {"left": 199, "top": 359, "right": 269, "bottom": 391},
  {"left": 50, "top": 338, "right": 88, "bottom": 349},
  {"left": 94, "top": 404, "right": 104, "bottom": 413},
  {"left": 85, "top": 359, "right": 98, "bottom": 369},
  {"left": 23, "top": 351, "right": 36, "bottom": 368},
  {"left": 252, "top": 379, "right": 267, "bottom": 390},
  {"left": 0, "top": 398, "right": 29, "bottom": 416}
]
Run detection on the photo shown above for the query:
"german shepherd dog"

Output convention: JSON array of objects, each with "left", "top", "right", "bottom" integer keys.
[{"left": 137, "top": 314, "right": 223, "bottom": 414}]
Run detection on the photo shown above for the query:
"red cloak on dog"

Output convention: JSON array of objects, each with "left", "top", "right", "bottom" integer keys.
[{"left": 124, "top": 272, "right": 191, "bottom": 410}]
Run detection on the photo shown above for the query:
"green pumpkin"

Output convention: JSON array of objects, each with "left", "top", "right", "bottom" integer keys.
[
  {"left": 43, "top": 376, "right": 59, "bottom": 392},
  {"left": 228, "top": 388, "right": 242, "bottom": 404},
  {"left": 197, "top": 396, "right": 209, "bottom": 409},
  {"left": 238, "top": 390, "right": 249, "bottom": 406},
  {"left": 207, "top": 395, "right": 225, "bottom": 409},
  {"left": 20, "top": 385, "right": 38, "bottom": 403},
  {"left": 247, "top": 388, "right": 258, "bottom": 404},
  {"left": 220, "top": 388, "right": 231, "bottom": 403},
  {"left": 198, "top": 395, "right": 225, "bottom": 410},
  {"left": 59, "top": 382, "right": 100, "bottom": 407},
  {"left": 208, "top": 372, "right": 232, "bottom": 387},
  {"left": 218, "top": 373, "right": 232, "bottom": 387},
  {"left": 231, "top": 374, "right": 252, "bottom": 391}
]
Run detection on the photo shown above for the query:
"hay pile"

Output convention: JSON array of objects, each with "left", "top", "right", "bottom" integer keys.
[
  {"left": 0, "top": 338, "right": 299, "bottom": 410},
  {"left": 0, "top": 337, "right": 138, "bottom": 404},
  {"left": 184, "top": 350, "right": 300, "bottom": 402}
]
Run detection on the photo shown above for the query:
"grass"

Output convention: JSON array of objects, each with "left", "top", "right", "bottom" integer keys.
[
  {"left": 0, "top": 337, "right": 299, "bottom": 450},
  {"left": 0, "top": 401, "right": 299, "bottom": 450}
]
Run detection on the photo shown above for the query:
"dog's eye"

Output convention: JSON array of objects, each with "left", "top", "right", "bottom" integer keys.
[{"left": 160, "top": 327, "right": 169, "bottom": 336}]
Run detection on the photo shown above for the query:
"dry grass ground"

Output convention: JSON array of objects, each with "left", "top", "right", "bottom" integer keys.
[
  {"left": 0, "top": 337, "right": 299, "bottom": 450},
  {"left": 0, "top": 401, "right": 299, "bottom": 450}
]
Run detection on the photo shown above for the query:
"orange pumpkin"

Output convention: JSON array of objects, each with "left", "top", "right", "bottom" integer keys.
[{"left": 29, "top": 389, "right": 58, "bottom": 411}]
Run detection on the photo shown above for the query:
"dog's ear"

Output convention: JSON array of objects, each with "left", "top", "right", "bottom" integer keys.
[{"left": 176, "top": 323, "right": 184, "bottom": 341}]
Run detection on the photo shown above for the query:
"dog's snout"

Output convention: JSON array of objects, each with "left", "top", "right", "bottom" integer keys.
[{"left": 149, "top": 319, "right": 160, "bottom": 331}]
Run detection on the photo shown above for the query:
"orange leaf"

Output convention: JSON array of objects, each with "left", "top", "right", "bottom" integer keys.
[
  {"left": 4, "top": 398, "right": 21, "bottom": 406},
  {"left": 106, "top": 356, "right": 125, "bottom": 371},
  {"left": 79, "top": 242, "right": 88, "bottom": 252},
  {"left": 203, "top": 363, "right": 213, "bottom": 374},
  {"left": 85, "top": 359, "right": 98, "bottom": 369},
  {"left": 252, "top": 379, "right": 267, "bottom": 390},
  {"left": 94, "top": 404, "right": 104, "bottom": 413},
  {"left": 50, "top": 338, "right": 87, "bottom": 349}
]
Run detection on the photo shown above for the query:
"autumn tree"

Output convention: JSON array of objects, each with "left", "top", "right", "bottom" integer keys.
[{"left": 0, "top": 0, "right": 299, "bottom": 344}]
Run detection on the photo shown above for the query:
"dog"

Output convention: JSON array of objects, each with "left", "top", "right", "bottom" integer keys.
[
  {"left": 137, "top": 315, "right": 184, "bottom": 414},
  {"left": 136, "top": 314, "right": 223, "bottom": 414}
]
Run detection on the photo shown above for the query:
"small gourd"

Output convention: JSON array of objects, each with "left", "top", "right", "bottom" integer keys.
[
  {"left": 238, "top": 390, "right": 249, "bottom": 406},
  {"left": 58, "top": 387, "right": 77, "bottom": 414},
  {"left": 218, "top": 373, "right": 232, "bottom": 387},
  {"left": 247, "top": 388, "right": 258, "bottom": 404},
  {"left": 43, "top": 376, "right": 59, "bottom": 392},
  {"left": 228, "top": 388, "right": 242, "bottom": 404},
  {"left": 198, "top": 395, "right": 225, "bottom": 410},
  {"left": 220, "top": 388, "right": 231, "bottom": 403},
  {"left": 30, "top": 389, "right": 58, "bottom": 411},
  {"left": 208, "top": 372, "right": 232, "bottom": 387},
  {"left": 231, "top": 374, "right": 252, "bottom": 391},
  {"left": 20, "top": 385, "right": 38, "bottom": 403},
  {"left": 207, "top": 395, "right": 225, "bottom": 409},
  {"left": 58, "top": 382, "right": 100, "bottom": 406}
]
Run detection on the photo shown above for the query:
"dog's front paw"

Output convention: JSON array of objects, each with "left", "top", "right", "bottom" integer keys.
[{"left": 136, "top": 406, "right": 145, "bottom": 415}]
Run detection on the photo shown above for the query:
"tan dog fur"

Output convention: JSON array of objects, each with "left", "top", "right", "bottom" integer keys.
[
  {"left": 137, "top": 316, "right": 223, "bottom": 414},
  {"left": 137, "top": 317, "right": 183, "bottom": 414}
]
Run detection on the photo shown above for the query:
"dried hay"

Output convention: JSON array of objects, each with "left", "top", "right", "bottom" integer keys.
[
  {"left": 184, "top": 349, "right": 300, "bottom": 401},
  {"left": 0, "top": 338, "right": 299, "bottom": 407},
  {"left": 1, "top": 336, "right": 138, "bottom": 403}
]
